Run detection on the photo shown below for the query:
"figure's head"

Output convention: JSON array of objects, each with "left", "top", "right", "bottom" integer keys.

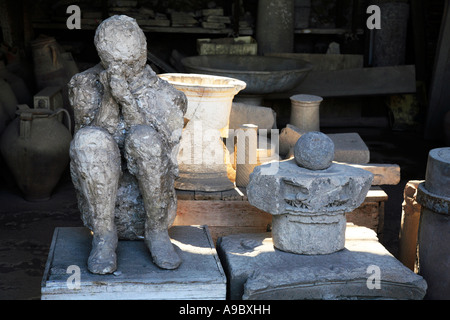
[{"left": 94, "top": 15, "right": 147, "bottom": 70}]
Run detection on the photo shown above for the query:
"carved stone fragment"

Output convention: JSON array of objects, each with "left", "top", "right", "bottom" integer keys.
[{"left": 247, "top": 132, "right": 373, "bottom": 254}]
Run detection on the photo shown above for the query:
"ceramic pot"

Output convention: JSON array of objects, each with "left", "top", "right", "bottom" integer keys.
[
  {"left": 0, "top": 60, "right": 32, "bottom": 105},
  {"left": 0, "top": 78, "right": 18, "bottom": 120},
  {"left": 444, "top": 111, "right": 450, "bottom": 146},
  {"left": 290, "top": 94, "right": 322, "bottom": 132},
  {"left": 417, "top": 148, "right": 450, "bottom": 299},
  {"left": 31, "top": 36, "right": 68, "bottom": 91},
  {"left": 0, "top": 101, "right": 9, "bottom": 135},
  {"left": 159, "top": 73, "right": 246, "bottom": 191},
  {"left": 0, "top": 107, "right": 72, "bottom": 201}
]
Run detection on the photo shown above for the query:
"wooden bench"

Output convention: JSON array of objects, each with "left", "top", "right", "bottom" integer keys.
[{"left": 174, "top": 187, "right": 388, "bottom": 244}]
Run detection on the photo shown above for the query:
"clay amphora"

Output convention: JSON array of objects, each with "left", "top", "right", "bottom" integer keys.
[
  {"left": 31, "top": 36, "right": 67, "bottom": 91},
  {"left": 0, "top": 78, "right": 18, "bottom": 120},
  {"left": 0, "top": 107, "right": 72, "bottom": 201},
  {"left": 0, "top": 60, "right": 32, "bottom": 105}
]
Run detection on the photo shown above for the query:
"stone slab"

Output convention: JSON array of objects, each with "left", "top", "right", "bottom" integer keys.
[
  {"left": 41, "top": 226, "right": 226, "bottom": 300},
  {"left": 266, "top": 65, "right": 417, "bottom": 99},
  {"left": 216, "top": 225, "right": 427, "bottom": 300},
  {"left": 328, "top": 133, "right": 370, "bottom": 164},
  {"left": 229, "top": 102, "right": 277, "bottom": 131},
  {"left": 279, "top": 125, "right": 370, "bottom": 164},
  {"left": 343, "top": 163, "right": 401, "bottom": 186}
]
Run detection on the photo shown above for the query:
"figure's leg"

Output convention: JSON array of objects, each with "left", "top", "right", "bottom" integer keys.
[
  {"left": 70, "top": 127, "right": 121, "bottom": 274},
  {"left": 125, "top": 125, "right": 181, "bottom": 270}
]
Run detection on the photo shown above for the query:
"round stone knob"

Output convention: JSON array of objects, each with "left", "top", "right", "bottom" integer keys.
[{"left": 294, "top": 131, "right": 335, "bottom": 170}]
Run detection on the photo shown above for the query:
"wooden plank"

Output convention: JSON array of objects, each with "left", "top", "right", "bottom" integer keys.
[
  {"left": 346, "top": 202, "right": 381, "bottom": 235},
  {"left": 194, "top": 190, "right": 222, "bottom": 200},
  {"left": 337, "top": 163, "right": 401, "bottom": 186},
  {"left": 425, "top": 1, "right": 450, "bottom": 140},
  {"left": 174, "top": 200, "right": 272, "bottom": 228},
  {"left": 267, "top": 65, "right": 416, "bottom": 99},
  {"left": 174, "top": 188, "right": 387, "bottom": 239},
  {"left": 366, "top": 187, "right": 389, "bottom": 202}
]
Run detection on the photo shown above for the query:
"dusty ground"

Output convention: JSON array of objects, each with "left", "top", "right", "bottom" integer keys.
[{"left": 0, "top": 127, "right": 443, "bottom": 300}]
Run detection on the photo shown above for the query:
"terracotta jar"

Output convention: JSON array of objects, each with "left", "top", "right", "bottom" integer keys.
[
  {"left": 31, "top": 36, "right": 67, "bottom": 91},
  {"left": 0, "top": 107, "right": 72, "bottom": 201},
  {"left": 0, "top": 78, "right": 18, "bottom": 120},
  {"left": 159, "top": 73, "right": 246, "bottom": 191},
  {"left": 0, "top": 60, "right": 32, "bottom": 105},
  {"left": 0, "top": 101, "right": 9, "bottom": 135}
]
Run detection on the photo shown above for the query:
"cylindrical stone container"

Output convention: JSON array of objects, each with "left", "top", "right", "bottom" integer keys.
[
  {"left": 235, "top": 124, "right": 258, "bottom": 187},
  {"left": 290, "top": 94, "right": 322, "bottom": 132},
  {"left": 257, "top": 0, "right": 295, "bottom": 55},
  {"left": 417, "top": 148, "right": 450, "bottom": 300}
]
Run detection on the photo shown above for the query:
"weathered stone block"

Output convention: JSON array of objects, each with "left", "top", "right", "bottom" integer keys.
[
  {"left": 247, "top": 157, "right": 373, "bottom": 254},
  {"left": 216, "top": 225, "right": 427, "bottom": 300},
  {"left": 247, "top": 159, "right": 373, "bottom": 216},
  {"left": 417, "top": 148, "right": 450, "bottom": 299},
  {"left": 328, "top": 132, "right": 370, "bottom": 164},
  {"left": 229, "top": 102, "right": 277, "bottom": 130},
  {"left": 279, "top": 125, "right": 370, "bottom": 165},
  {"left": 398, "top": 180, "right": 423, "bottom": 271},
  {"left": 41, "top": 226, "right": 226, "bottom": 300}
]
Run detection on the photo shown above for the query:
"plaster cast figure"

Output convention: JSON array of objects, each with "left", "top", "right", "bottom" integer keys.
[{"left": 68, "top": 15, "right": 187, "bottom": 274}]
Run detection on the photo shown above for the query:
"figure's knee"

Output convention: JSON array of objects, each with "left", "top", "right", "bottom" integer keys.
[
  {"left": 125, "top": 125, "right": 168, "bottom": 176},
  {"left": 70, "top": 126, "right": 120, "bottom": 163},
  {"left": 125, "top": 125, "right": 163, "bottom": 159}
]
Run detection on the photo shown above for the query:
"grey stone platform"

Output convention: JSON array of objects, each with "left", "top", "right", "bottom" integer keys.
[
  {"left": 217, "top": 225, "right": 427, "bottom": 300},
  {"left": 41, "top": 226, "right": 226, "bottom": 300}
]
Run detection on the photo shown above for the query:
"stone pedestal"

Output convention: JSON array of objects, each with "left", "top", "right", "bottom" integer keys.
[
  {"left": 417, "top": 148, "right": 450, "bottom": 299},
  {"left": 41, "top": 226, "right": 226, "bottom": 300},
  {"left": 257, "top": 0, "right": 295, "bottom": 55},
  {"left": 247, "top": 132, "right": 373, "bottom": 255},
  {"left": 289, "top": 94, "right": 322, "bottom": 133},
  {"left": 372, "top": 2, "right": 410, "bottom": 67},
  {"left": 235, "top": 124, "right": 258, "bottom": 188},
  {"left": 216, "top": 225, "right": 427, "bottom": 300},
  {"left": 398, "top": 180, "right": 423, "bottom": 271}
]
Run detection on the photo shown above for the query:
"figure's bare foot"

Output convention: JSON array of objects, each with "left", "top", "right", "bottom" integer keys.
[
  {"left": 145, "top": 229, "right": 181, "bottom": 270},
  {"left": 88, "top": 232, "right": 118, "bottom": 274}
]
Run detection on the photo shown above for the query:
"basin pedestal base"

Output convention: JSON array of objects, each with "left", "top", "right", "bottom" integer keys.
[
  {"left": 175, "top": 164, "right": 235, "bottom": 192},
  {"left": 216, "top": 225, "right": 427, "bottom": 300}
]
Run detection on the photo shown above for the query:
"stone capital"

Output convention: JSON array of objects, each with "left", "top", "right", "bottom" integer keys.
[{"left": 247, "top": 159, "right": 374, "bottom": 216}]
